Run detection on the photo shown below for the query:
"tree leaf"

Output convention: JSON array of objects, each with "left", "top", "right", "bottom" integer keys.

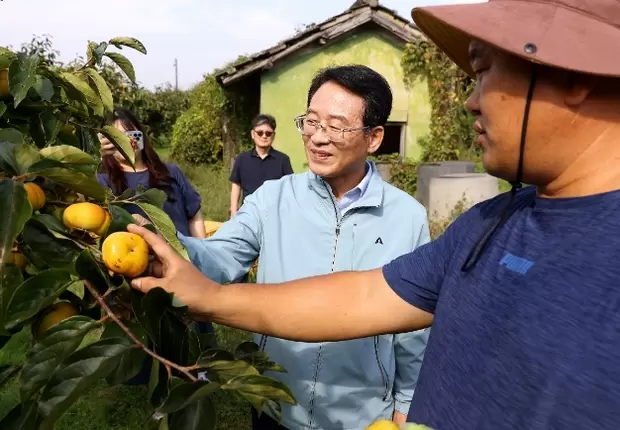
[
  {"left": 201, "top": 359, "right": 259, "bottom": 384},
  {"left": 40, "top": 109, "right": 64, "bottom": 146},
  {"left": 106, "top": 204, "right": 138, "bottom": 237},
  {"left": 135, "top": 202, "right": 189, "bottom": 260},
  {"left": 83, "top": 68, "right": 113, "bottom": 113},
  {"left": 8, "top": 54, "right": 39, "bottom": 107},
  {"left": 31, "top": 213, "right": 68, "bottom": 233},
  {"left": 4, "top": 268, "right": 74, "bottom": 330},
  {"left": 26, "top": 160, "right": 106, "bottom": 201},
  {"left": 157, "top": 380, "right": 220, "bottom": 414},
  {"left": 100, "top": 320, "right": 149, "bottom": 386},
  {"left": 108, "top": 37, "right": 147, "bottom": 55},
  {"left": 37, "top": 338, "right": 132, "bottom": 429},
  {"left": 0, "top": 364, "right": 20, "bottom": 389},
  {"left": 98, "top": 125, "right": 135, "bottom": 168},
  {"left": 0, "top": 400, "right": 41, "bottom": 430},
  {"left": 59, "top": 71, "right": 103, "bottom": 118},
  {"left": 0, "top": 46, "right": 17, "bottom": 69},
  {"left": 104, "top": 52, "right": 136, "bottom": 83},
  {"left": 168, "top": 396, "right": 216, "bottom": 430},
  {"left": 0, "top": 101, "right": 6, "bottom": 118},
  {"left": 132, "top": 287, "right": 171, "bottom": 346},
  {"left": 74, "top": 249, "right": 114, "bottom": 294},
  {"left": 14, "top": 143, "right": 42, "bottom": 173},
  {"left": 0, "top": 264, "right": 23, "bottom": 336},
  {"left": 19, "top": 316, "right": 97, "bottom": 401},
  {"left": 222, "top": 374, "right": 297, "bottom": 405},
  {"left": 0, "top": 128, "right": 25, "bottom": 144},
  {"left": 20, "top": 218, "right": 80, "bottom": 270},
  {"left": 39, "top": 145, "right": 98, "bottom": 165},
  {"left": 33, "top": 76, "right": 54, "bottom": 101},
  {"left": 0, "top": 179, "right": 32, "bottom": 269},
  {"left": 135, "top": 188, "right": 167, "bottom": 208}
]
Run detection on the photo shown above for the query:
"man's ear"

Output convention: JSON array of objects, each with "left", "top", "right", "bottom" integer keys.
[
  {"left": 367, "top": 126, "right": 384, "bottom": 154},
  {"left": 564, "top": 72, "right": 597, "bottom": 107}
]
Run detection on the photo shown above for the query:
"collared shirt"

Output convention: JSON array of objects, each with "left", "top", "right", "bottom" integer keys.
[
  {"left": 337, "top": 161, "right": 373, "bottom": 215},
  {"left": 230, "top": 147, "right": 294, "bottom": 202}
]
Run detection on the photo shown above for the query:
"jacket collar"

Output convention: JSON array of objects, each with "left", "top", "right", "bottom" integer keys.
[{"left": 307, "top": 160, "right": 384, "bottom": 209}]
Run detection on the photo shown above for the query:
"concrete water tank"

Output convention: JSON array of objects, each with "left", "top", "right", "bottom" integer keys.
[
  {"left": 427, "top": 173, "right": 500, "bottom": 222},
  {"left": 416, "top": 161, "right": 476, "bottom": 207}
]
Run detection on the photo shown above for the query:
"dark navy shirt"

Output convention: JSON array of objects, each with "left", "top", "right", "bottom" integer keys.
[
  {"left": 230, "top": 148, "right": 293, "bottom": 202},
  {"left": 383, "top": 186, "right": 620, "bottom": 429},
  {"left": 97, "top": 163, "right": 202, "bottom": 237}
]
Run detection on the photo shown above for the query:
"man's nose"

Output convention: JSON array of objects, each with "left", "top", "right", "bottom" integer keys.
[{"left": 310, "top": 129, "right": 330, "bottom": 145}]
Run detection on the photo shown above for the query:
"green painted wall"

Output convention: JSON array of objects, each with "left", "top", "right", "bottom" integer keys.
[{"left": 259, "top": 28, "right": 431, "bottom": 173}]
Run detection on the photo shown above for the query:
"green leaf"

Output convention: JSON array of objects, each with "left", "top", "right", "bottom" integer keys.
[
  {"left": 108, "top": 37, "right": 147, "bottom": 55},
  {"left": 0, "top": 264, "right": 23, "bottom": 336},
  {"left": 0, "top": 400, "right": 41, "bottom": 429},
  {"left": 106, "top": 204, "right": 137, "bottom": 236},
  {"left": 0, "top": 127, "right": 24, "bottom": 144},
  {"left": 20, "top": 316, "right": 97, "bottom": 401},
  {"left": 28, "top": 115, "right": 47, "bottom": 148},
  {"left": 0, "top": 364, "right": 20, "bottom": 389},
  {"left": 0, "top": 46, "right": 17, "bottom": 69},
  {"left": 40, "top": 109, "right": 64, "bottom": 146},
  {"left": 99, "top": 125, "right": 135, "bottom": 167},
  {"left": 74, "top": 249, "right": 114, "bottom": 294},
  {"left": 100, "top": 321, "right": 149, "bottom": 386},
  {"left": 83, "top": 68, "right": 113, "bottom": 112},
  {"left": 4, "top": 268, "right": 74, "bottom": 330},
  {"left": 14, "top": 143, "right": 42, "bottom": 173},
  {"left": 27, "top": 160, "right": 106, "bottom": 201},
  {"left": 39, "top": 145, "right": 98, "bottom": 165},
  {"left": 202, "top": 359, "right": 259, "bottom": 383},
  {"left": 168, "top": 396, "right": 216, "bottom": 430},
  {"left": 104, "top": 52, "right": 136, "bottom": 83},
  {"left": 20, "top": 218, "right": 80, "bottom": 270},
  {"left": 37, "top": 337, "right": 132, "bottom": 428},
  {"left": 0, "top": 179, "right": 32, "bottom": 269},
  {"left": 59, "top": 71, "right": 103, "bottom": 118},
  {"left": 0, "top": 101, "right": 6, "bottom": 118},
  {"left": 33, "top": 76, "right": 54, "bottom": 101},
  {"left": 132, "top": 287, "right": 171, "bottom": 346},
  {"left": 222, "top": 374, "right": 296, "bottom": 405},
  {"left": 135, "top": 188, "right": 167, "bottom": 208},
  {"left": 31, "top": 213, "right": 68, "bottom": 233},
  {"left": 157, "top": 381, "right": 220, "bottom": 414},
  {"left": 8, "top": 54, "right": 39, "bottom": 107},
  {"left": 135, "top": 202, "right": 189, "bottom": 260}
]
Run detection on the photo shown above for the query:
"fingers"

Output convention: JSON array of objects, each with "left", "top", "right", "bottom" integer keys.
[
  {"left": 127, "top": 224, "right": 176, "bottom": 261},
  {"left": 131, "top": 276, "right": 160, "bottom": 294},
  {"left": 131, "top": 214, "right": 150, "bottom": 226}
]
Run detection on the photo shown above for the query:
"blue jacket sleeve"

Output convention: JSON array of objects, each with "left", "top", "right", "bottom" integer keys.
[
  {"left": 392, "top": 219, "right": 432, "bottom": 415},
  {"left": 177, "top": 190, "right": 262, "bottom": 284}
]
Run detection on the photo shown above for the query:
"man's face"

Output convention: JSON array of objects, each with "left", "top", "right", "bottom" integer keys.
[
  {"left": 251, "top": 123, "right": 275, "bottom": 149},
  {"left": 466, "top": 40, "right": 586, "bottom": 185},
  {"left": 302, "top": 81, "right": 383, "bottom": 178}
]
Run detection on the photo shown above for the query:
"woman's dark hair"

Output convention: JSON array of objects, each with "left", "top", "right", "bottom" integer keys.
[{"left": 101, "top": 107, "right": 173, "bottom": 196}]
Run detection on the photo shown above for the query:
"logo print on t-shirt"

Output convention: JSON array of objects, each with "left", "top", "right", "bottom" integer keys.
[
  {"left": 499, "top": 252, "right": 534, "bottom": 275},
  {"left": 375, "top": 237, "right": 383, "bottom": 245}
]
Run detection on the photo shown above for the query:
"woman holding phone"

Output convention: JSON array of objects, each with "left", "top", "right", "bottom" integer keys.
[
  {"left": 97, "top": 107, "right": 207, "bottom": 239},
  {"left": 97, "top": 109, "right": 213, "bottom": 387}
]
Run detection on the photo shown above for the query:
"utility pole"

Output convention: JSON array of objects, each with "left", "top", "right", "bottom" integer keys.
[{"left": 174, "top": 58, "right": 178, "bottom": 90}]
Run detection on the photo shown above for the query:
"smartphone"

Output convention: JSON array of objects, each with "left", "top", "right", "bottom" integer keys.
[{"left": 124, "top": 130, "right": 144, "bottom": 150}]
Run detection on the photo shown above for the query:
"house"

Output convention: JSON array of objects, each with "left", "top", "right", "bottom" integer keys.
[{"left": 216, "top": 0, "right": 431, "bottom": 173}]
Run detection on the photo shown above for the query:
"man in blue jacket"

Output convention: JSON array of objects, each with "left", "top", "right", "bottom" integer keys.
[{"left": 175, "top": 65, "right": 430, "bottom": 429}]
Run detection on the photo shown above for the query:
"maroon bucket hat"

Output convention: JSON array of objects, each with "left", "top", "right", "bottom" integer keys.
[{"left": 411, "top": 0, "right": 620, "bottom": 78}]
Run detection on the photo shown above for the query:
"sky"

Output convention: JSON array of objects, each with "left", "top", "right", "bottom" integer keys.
[{"left": 1, "top": 0, "right": 479, "bottom": 90}]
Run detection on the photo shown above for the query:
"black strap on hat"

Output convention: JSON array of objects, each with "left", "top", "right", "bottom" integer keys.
[{"left": 461, "top": 66, "right": 538, "bottom": 272}]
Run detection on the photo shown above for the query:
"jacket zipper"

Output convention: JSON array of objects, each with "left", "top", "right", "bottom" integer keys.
[
  {"left": 374, "top": 336, "right": 390, "bottom": 401},
  {"left": 307, "top": 186, "right": 343, "bottom": 429}
]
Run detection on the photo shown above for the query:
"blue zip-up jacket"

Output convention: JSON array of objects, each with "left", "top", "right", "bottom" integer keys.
[{"left": 178, "top": 161, "right": 431, "bottom": 429}]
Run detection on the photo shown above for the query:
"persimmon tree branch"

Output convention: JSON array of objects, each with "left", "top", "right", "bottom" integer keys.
[{"left": 83, "top": 280, "right": 198, "bottom": 382}]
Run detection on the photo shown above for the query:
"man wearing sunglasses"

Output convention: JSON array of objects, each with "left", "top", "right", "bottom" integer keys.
[
  {"left": 158, "top": 65, "right": 430, "bottom": 429},
  {"left": 230, "top": 114, "right": 294, "bottom": 217}
]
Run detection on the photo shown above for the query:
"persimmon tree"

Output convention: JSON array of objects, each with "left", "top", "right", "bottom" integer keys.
[{"left": 0, "top": 38, "right": 294, "bottom": 429}]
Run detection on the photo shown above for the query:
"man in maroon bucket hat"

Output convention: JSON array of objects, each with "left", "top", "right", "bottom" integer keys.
[{"left": 125, "top": 0, "right": 620, "bottom": 428}]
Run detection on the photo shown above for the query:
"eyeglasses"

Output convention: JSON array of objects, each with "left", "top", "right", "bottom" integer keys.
[
  {"left": 294, "top": 115, "right": 370, "bottom": 143},
  {"left": 254, "top": 130, "right": 274, "bottom": 138}
]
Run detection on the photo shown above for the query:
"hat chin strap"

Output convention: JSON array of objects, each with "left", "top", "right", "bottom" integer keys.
[{"left": 460, "top": 67, "right": 538, "bottom": 272}]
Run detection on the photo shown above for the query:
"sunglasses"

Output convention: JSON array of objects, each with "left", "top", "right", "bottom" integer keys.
[{"left": 254, "top": 130, "right": 274, "bottom": 138}]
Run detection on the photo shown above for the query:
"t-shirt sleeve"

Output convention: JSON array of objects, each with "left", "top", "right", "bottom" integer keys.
[
  {"left": 229, "top": 156, "right": 241, "bottom": 184},
  {"left": 169, "top": 164, "right": 202, "bottom": 218},
  {"left": 96, "top": 173, "right": 110, "bottom": 188},
  {"left": 382, "top": 211, "right": 467, "bottom": 314},
  {"left": 282, "top": 155, "right": 294, "bottom": 176}
]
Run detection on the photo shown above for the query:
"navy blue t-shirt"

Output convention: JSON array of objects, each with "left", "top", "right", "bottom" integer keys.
[
  {"left": 383, "top": 186, "right": 620, "bottom": 429},
  {"left": 97, "top": 163, "right": 202, "bottom": 237}
]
